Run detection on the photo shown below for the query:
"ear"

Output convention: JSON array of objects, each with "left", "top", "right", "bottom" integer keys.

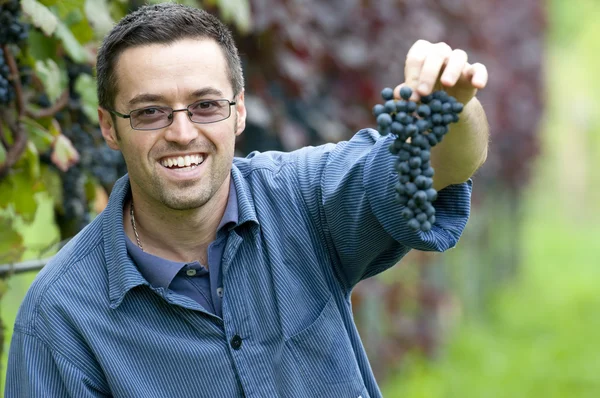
[
  {"left": 98, "top": 107, "right": 120, "bottom": 150},
  {"left": 234, "top": 90, "right": 246, "bottom": 136}
]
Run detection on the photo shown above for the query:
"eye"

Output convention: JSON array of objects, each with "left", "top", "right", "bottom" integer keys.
[
  {"left": 140, "top": 107, "right": 161, "bottom": 115},
  {"left": 197, "top": 101, "right": 217, "bottom": 109}
]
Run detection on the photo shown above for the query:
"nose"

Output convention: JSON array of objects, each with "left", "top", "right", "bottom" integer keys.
[{"left": 163, "top": 109, "right": 199, "bottom": 145}]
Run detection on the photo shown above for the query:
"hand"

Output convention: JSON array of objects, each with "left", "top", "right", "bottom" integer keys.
[{"left": 393, "top": 40, "right": 488, "bottom": 105}]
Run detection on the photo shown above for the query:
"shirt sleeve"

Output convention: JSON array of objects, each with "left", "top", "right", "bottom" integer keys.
[
  {"left": 294, "top": 128, "right": 472, "bottom": 291},
  {"left": 6, "top": 328, "right": 111, "bottom": 398}
]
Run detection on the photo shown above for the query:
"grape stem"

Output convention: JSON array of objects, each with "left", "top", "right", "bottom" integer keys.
[
  {"left": 26, "top": 89, "right": 69, "bottom": 119},
  {"left": 0, "top": 122, "right": 8, "bottom": 148},
  {"left": 0, "top": 45, "right": 28, "bottom": 180},
  {"left": 2, "top": 44, "right": 25, "bottom": 118}
]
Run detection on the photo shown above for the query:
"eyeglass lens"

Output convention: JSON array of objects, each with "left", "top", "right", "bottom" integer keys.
[{"left": 130, "top": 99, "right": 232, "bottom": 130}]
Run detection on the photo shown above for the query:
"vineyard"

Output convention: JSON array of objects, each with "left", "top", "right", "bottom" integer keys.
[{"left": 0, "top": 0, "right": 559, "bottom": 394}]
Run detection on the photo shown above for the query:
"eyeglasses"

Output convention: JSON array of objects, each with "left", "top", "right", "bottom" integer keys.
[{"left": 108, "top": 99, "right": 237, "bottom": 131}]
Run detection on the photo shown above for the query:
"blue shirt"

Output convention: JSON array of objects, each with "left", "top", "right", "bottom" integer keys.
[
  {"left": 6, "top": 129, "right": 472, "bottom": 398},
  {"left": 125, "top": 180, "right": 238, "bottom": 318}
]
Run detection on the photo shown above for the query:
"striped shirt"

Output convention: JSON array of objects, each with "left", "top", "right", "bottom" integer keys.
[{"left": 6, "top": 129, "right": 472, "bottom": 398}]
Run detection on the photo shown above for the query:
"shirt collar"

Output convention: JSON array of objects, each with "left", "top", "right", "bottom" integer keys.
[
  {"left": 217, "top": 178, "right": 239, "bottom": 231},
  {"left": 230, "top": 163, "right": 259, "bottom": 227},
  {"left": 126, "top": 178, "right": 238, "bottom": 290},
  {"left": 104, "top": 169, "right": 252, "bottom": 308}
]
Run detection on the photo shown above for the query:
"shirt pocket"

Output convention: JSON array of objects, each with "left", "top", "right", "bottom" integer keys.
[{"left": 285, "top": 295, "right": 364, "bottom": 394}]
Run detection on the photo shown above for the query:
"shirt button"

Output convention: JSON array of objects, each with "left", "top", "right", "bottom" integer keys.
[
  {"left": 230, "top": 335, "right": 242, "bottom": 350},
  {"left": 216, "top": 287, "right": 224, "bottom": 298},
  {"left": 186, "top": 269, "right": 197, "bottom": 276}
]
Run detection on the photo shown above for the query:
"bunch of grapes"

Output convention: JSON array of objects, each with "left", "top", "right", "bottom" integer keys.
[
  {"left": 0, "top": 48, "right": 14, "bottom": 105},
  {"left": 0, "top": 0, "right": 29, "bottom": 45},
  {"left": 374, "top": 86, "right": 463, "bottom": 232},
  {"left": 0, "top": 0, "right": 29, "bottom": 105}
]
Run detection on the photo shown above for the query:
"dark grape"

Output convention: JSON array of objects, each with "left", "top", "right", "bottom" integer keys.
[
  {"left": 373, "top": 104, "right": 385, "bottom": 116},
  {"left": 377, "top": 113, "right": 392, "bottom": 127},
  {"left": 0, "top": 1, "right": 29, "bottom": 45},
  {"left": 430, "top": 99, "right": 443, "bottom": 113},
  {"left": 417, "top": 104, "right": 431, "bottom": 117},
  {"left": 399, "top": 86, "right": 412, "bottom": 100},
  {"left": 395, "top": 100, "right": 408, "bottom": 113},
  {"left": 408, "top": 156, "right": 421, "bottom": 169},
  {"left": 384, "top": 100, "right": 396, "bottom": 113},
  {"left": 401, "top": 208, "right": 414, "bottom": 220},
  {"left": 381, "top": 87, "right": 394, "bottom": 101},
  {"left": 407, "top": 218, "right": 420, "bottom": 231}
]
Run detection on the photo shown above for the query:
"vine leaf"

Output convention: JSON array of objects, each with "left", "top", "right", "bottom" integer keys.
[
  {"left": 0, "top": 214, "right": 24, "bottom": 264},
  {"left": 55, "top": 21, "right": 91, "bottom": 63},
  {"left": 214, "top": 0, "right": 252, "bottom": 33},
  {"left": 84, "top": 0, "right": 114, "bottom": 38},
  {"left": 0, "top": 170, "right": 41, "bottom": 223},
  {"left": 21, "top": 0, "right": 59, "bottom": 36},
  {"left": 0, "top": 142, "right": 6, "bottom": 165},
  {"left": 25, "top": 141, "right": 41, "bottom": 180},
  {"left": 34, "top": 59, "right": 66, "bottom": 103},
  {"left": 50, "top": 134, "right": 79, "bottom": 173},
  {"left": 75, "top": 74, "right": 99, "bottom": 124}
]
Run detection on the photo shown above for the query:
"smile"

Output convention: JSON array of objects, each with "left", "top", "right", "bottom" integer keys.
[{"left": 160, "top": 154, "right": 205, "bottom": 169}]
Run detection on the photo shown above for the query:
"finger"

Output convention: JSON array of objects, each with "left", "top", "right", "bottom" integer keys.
[
  {"left": 417, "top": 43, "right": 452, "bottom": 96},
  {"left": 463, "top": 62, "right": 488, "bottom": 89},
  {"left": 403, "top": 40, "right": 431, "bottom": 98},
  {"left": 440, "top": 49, "right": 468, "bottom": 87},
  {"left": 471, "top": 62, "right": 488, "bottom": 88}
]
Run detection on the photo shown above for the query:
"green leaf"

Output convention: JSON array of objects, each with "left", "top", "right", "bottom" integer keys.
[
  {"left": 25, "top": 141, "right": 41, "bottom": 180},
  {"left": 215, "top": 0, "right": 252, "bottom": 33},
  {"left": 21, "top": 0, "right": 59, "bottom": 36},
  {"left": 74, "top": 74, "right": 99, "bottom": 124},
  {"left": 84, "top": 0, "right": 114, "bottom": 38},
  {"left": 51, "top": 134, "right": 79, "bottom": 172},
  {"left": 35, "top": 59, "right": 67, "bottom": 103},
  {"left": 0, "top": 214, "right": 24, "bottom": 264},
  {"left": 39, "top": 164, "right": 63, "bottom": 207},
  {"left": 0, "top": 171, "right": 40, "bottom": 223},
  {"left": 27, "top": 28, "right": 58, "bottom": 61},
  {"left": 0, "top": 141, "right": 6, "bottom": 165},
  {"left": 54, "top": 0, "right": 86, "bottom": 20},
  {"left": 22, "top": 117, "right": 56, "bottom": 153},
  {"left": 55, "top": 21, "right": 91, "bottom": 63},
  {"left": 70, "top": 14, "right": 95, "bottom": 44}
]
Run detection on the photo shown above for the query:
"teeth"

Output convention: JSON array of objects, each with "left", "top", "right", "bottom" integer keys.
[{"left": 161, "top": 154, "right": 205, "bottom": 168}]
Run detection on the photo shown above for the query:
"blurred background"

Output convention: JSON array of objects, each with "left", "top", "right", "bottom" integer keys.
[{"left": 1, "top": 0, "right": 599, "bottom": 396}]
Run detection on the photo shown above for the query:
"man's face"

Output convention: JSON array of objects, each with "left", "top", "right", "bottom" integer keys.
[{"left": 98, "top": 38, "right": 246, "bottom": 211}]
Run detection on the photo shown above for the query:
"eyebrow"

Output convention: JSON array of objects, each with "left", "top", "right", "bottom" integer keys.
[{"left": 127, "top": 87, "right": 227, "bottom": 108}]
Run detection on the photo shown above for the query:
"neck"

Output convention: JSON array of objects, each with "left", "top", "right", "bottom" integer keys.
[{"left": 125, "top": 178, "right": 231, "bottom": 264}]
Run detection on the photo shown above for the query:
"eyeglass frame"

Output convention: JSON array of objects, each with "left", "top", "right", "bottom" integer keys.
[{"left": 106, "top": 98, "right": 237, "bottom": 131}]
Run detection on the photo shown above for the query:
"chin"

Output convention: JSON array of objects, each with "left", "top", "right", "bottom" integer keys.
[{"left": 161, "top": 194, "right": 211, "bottom": 211}]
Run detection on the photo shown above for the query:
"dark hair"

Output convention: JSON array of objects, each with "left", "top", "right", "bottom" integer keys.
[{"left": 96, "top": 3, "right": 244, "bottom": 110}]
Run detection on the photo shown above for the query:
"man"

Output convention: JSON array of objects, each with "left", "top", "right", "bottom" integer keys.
[{"left": 6, "top": 3, "right": 488, "bottom": 397}]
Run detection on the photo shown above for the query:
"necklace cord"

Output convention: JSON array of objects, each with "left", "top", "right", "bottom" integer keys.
[{"left": 130, "top": 200, "right": 144, "bottom": 251}]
